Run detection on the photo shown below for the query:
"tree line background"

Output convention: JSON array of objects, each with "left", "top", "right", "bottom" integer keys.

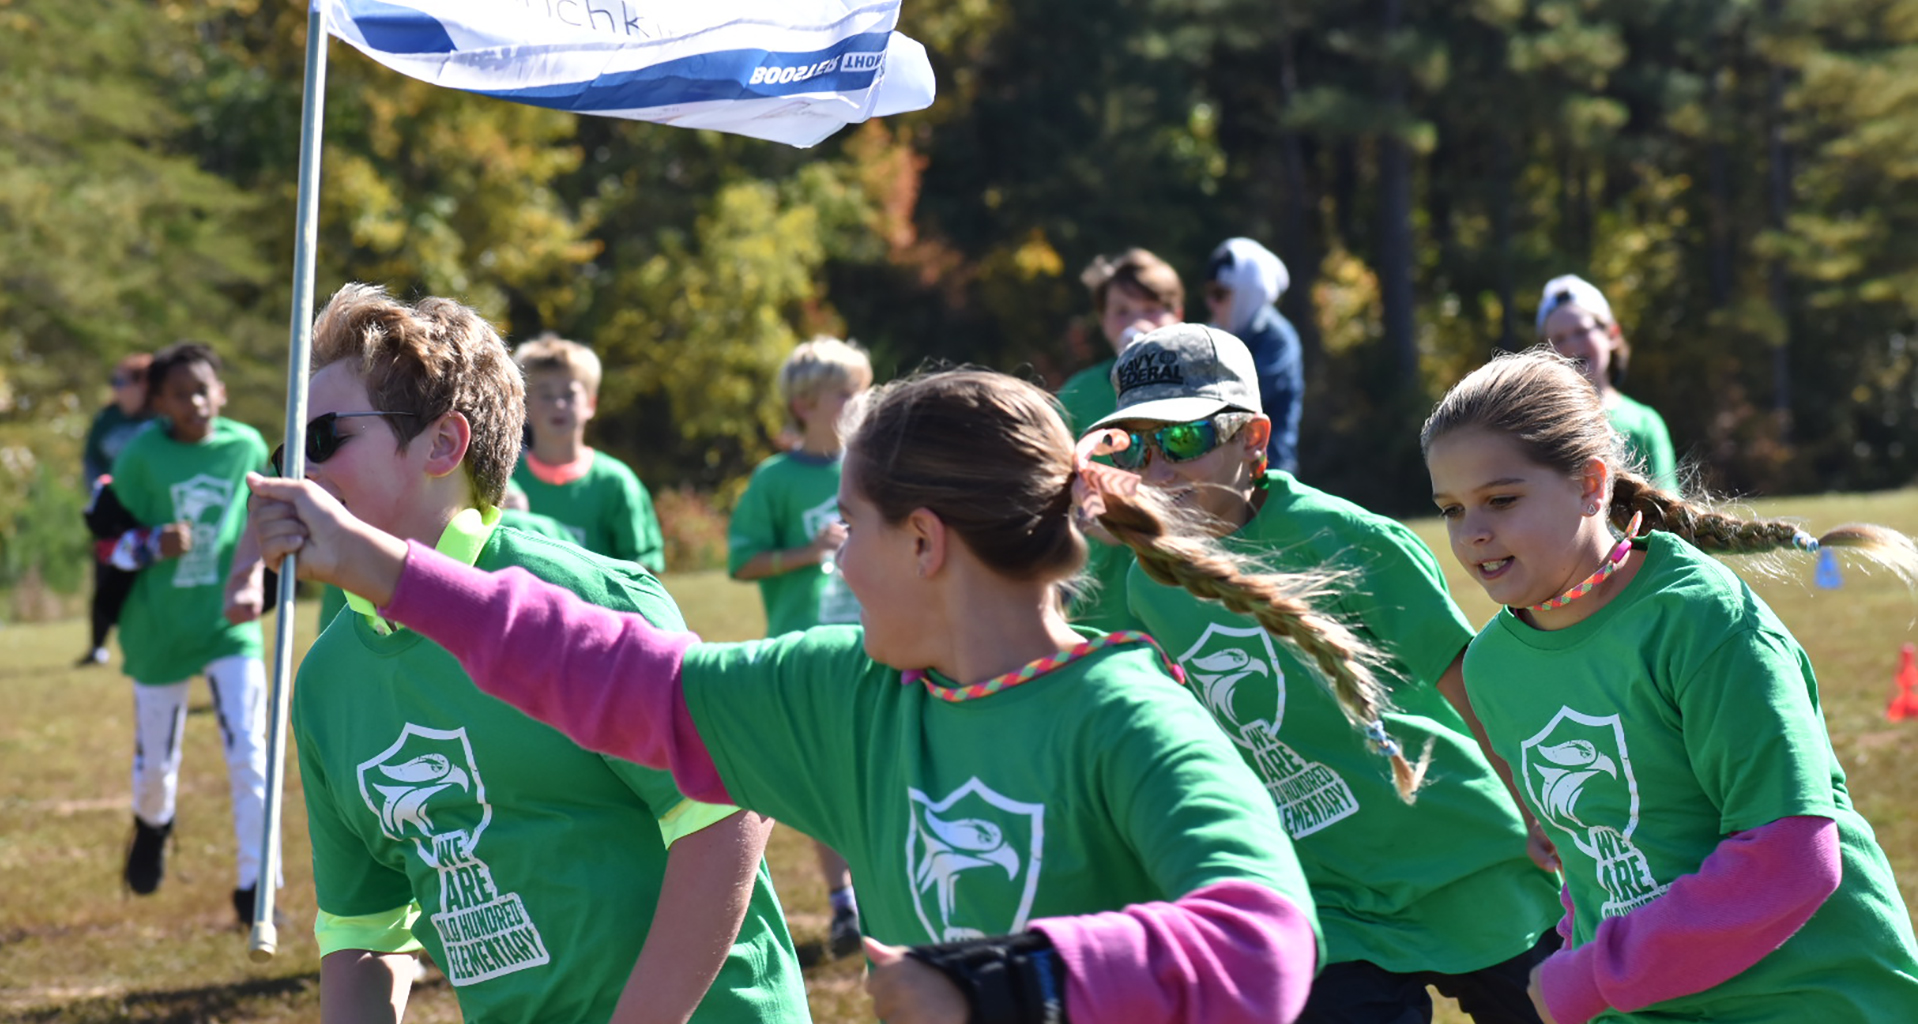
[{"left": 7, "top": 0, "right": 1918, "bottom": 599}]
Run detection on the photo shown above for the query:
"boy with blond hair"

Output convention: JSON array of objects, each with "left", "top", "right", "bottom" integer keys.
[
  {"left": 726, "top": 335, "right": 870, "bottom": 957},
  {"left": 510, "top": 334, "right": 665, "bottom": 572},
  {"left": 282, "top": 284, "right": 806, "bottom": 1023}
]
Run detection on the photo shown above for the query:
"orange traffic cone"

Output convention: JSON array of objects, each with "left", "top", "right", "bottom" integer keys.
[{"left": 1888, "top": 644, "right": 1918, "bottom": 722}]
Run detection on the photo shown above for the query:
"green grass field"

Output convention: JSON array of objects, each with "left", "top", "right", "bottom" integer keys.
[{"left": 4, "top": 491, "right": 1917, "bottom": 1022}]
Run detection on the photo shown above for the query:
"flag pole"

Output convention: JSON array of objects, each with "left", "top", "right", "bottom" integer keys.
[{"left": 249, "top": 0, "right": 329, "bottom": 963}]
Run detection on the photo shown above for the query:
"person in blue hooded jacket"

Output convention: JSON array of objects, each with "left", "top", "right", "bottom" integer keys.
[{"left": 1204, "top": 238, "right": 1304, "bottom": 475}]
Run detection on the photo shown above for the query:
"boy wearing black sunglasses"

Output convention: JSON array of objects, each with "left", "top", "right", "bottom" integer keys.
[
  {"left": 105, "top": 341, "right": 276, "bottom": 925},
  {"left": 273, "top": 283, "right": 806, "bottom": 1024}
]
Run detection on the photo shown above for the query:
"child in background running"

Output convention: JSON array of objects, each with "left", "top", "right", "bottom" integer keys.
[
  {"left": 77, "top": 352, "right": 153, "bottom": 667},
  {"left": 107, "top": 342, "right": 273, "bottom": 924},
  {"left": 1424, "top": 350, "right": 1918, "bottom": 1023},
  {"left": 727, "top": 336, "right": 872, "bottom": 959},
  {"left": 1098, "top": 324, "right": 1560, "bottom": 1023},
  {"left": 280, "top": 284, "right": 806, "bottom": 1024},
  {"left": 246, "top": 368, "right": 1410, "bottom": 1024},
  {"left": 511, "top": 334, "right": 665, "bottom": 571},
  {"left": 1536, "top": 275, "right": 1678, "bottom": 492}
]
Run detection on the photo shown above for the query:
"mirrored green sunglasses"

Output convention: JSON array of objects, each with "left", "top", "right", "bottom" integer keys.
[{"left": 1109, "top": 418, "right": 1228, "bottom": 471}]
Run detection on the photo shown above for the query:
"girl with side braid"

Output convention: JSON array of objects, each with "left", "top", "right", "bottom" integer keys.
[
  {"left": 245, "top": 367, "right": 1396, "bottom": 1024},
  {"left": 1424, "top": 349, "right": 1918, "bottom": 1024},
  {"left": 1100, "top": 324, "right": 1562, "bottom": 1024}
]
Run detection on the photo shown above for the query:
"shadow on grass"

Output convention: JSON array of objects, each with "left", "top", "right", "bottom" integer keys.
[{"left": 12, "top": 972, "right": 319, "bottom": 1024}]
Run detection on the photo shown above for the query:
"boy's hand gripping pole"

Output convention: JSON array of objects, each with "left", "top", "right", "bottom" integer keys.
[{"left": 249, "top": 0, "right": 329, "bottom": 963}]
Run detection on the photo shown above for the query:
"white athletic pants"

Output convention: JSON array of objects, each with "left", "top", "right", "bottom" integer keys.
[{"left": 131, "top": 655, "right": 278, "bottom": 889}]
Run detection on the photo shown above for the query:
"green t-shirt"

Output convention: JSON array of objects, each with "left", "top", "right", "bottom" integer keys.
[
  {"left": 1055, "top": 358, "right": 1117, "bottom": 438},
  {"left": 726, "top": 452, "right": 860, "bottom": 636},
  {"left": 83, "top": 404, "right": 152, "bottom": 483},
  {"left": 511, "top": 451, "right": 664, "bottom": 572},
  {"left": 109, "top": 418, "right": 267, "bottom": 683},
  {"left": 295, "top": 525, "right": 807, "bottom": 1024},
  {"left": 1054, "top": 358, "right": 1141, "bottom": 633},
  {"left": 1606, "top": 392, "right": 1678, "bottom": 492},
  {"left": 1126, "top": 472, "right": 1557, "bottom": 973},
  {"left": 682, "top": 627, "right": 1322, "bottom": 959},
  {"left": 1465, "top": 532, "right": 1918, "bottom": 1021}
]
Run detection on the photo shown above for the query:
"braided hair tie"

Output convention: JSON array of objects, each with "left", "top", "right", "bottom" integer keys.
[
  {"left": 1364, "top": 720, "right": 1402, "bottom": 760},
  {"left": 1793, "top": 530, "right": 1820, "bottom": 553}
]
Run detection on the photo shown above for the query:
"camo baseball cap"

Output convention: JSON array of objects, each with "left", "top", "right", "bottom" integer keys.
[{"left": 1088, "top": 323, "right": 1263, "bottom": 429}]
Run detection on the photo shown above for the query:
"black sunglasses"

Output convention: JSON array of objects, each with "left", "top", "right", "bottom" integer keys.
[{"left": 270, "top": 411, "right": 416, "bottom": 476}]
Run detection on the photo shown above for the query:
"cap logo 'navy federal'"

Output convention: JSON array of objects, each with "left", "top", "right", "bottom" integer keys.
[{"left": 1116, "top": 347, "right": 1184, "bottom": 394}]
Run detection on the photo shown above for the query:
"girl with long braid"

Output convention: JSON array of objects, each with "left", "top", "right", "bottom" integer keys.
[
  {"left": 1097, "top": 324, "right": 1561, "bottom": 1024},
  {"left": 1424, "top": 349, "right": 1918, "bottom": 1023},
  {"left": 246, "top": 368, "right": 1391, "bottom": 1024}
]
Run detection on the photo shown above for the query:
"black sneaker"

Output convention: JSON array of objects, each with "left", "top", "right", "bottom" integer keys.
[
  {"left": 124, "top": 816, "right": 171, "bottom": 895},
  {"left": 233, "top": 885, "right": 288, "bottom": 929},
  {"left": 828, "top": 903, "right": 862, "bottom": 960}
]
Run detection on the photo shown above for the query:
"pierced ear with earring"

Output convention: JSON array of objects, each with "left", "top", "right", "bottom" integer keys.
[{"left": 1585, "top": 503, "right": 1600, "bottom": 516}]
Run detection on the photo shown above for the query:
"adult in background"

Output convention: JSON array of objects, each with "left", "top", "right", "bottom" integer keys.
[
  {"left": 1204, "top": 238, "right": 1304, "bottom": 475},
  {"left": 1537, "top": 274, "right": 1680, "bottom": 492},
  {"left": 77, "top": 352, "right": 153, "bottom": 667}
]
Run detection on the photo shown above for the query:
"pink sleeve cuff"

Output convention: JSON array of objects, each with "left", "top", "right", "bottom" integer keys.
[
  {"left": 1031, "top": 879, "right": 1317, "bottom": 1024},
  {"left": 1539, "top": 815, "right": 1840, "bottom": 1024},
  {"left": 384, "top": 540, "right": 732, "bottom": 804}
]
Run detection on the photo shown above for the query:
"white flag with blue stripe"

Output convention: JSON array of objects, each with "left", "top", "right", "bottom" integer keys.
[{"left": 322, "top": 0, "right": 936, "bottom": 148}]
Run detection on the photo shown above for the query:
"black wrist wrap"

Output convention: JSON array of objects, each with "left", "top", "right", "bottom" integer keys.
[{"left": 904, "top": 929, "right": 1068, "bottom": 1024}]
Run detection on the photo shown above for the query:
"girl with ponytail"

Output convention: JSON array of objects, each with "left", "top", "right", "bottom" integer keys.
[
  {"left": 1096, "top": 324, "right": 1563, "bottom": 1024},
  {"left": 1423, "top": 349, "right": 1918, "bottom": 1024},
  {"left": 245, "top": 367, "right": 1367, "bottom": 1024}
]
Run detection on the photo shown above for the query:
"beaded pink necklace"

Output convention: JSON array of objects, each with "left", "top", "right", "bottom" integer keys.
[
  {"left": 1525, "top": 512, "right": 1644, "bottom": 614},
  {"left": 903, "top": 630, "right": 1184, "bottom": 703}
]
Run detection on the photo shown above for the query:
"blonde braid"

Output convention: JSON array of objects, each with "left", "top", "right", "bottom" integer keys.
[
  {"left": 1610, "top": 470, "right": 1918, "bottom": 583},
  {"left": 1095, "top": 486, "right": 1429, "bottom": 801}
]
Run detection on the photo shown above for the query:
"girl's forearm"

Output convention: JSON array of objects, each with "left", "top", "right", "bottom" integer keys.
[
  {"left": 382, "top": 541, "right": 731, "bottom": 804},
  {"left": 1030, "top": 879, "right": 1317, "bottom": 1024},
  {"left": 1539, "top": 815, "right": 1841, "bottom": 1023}
]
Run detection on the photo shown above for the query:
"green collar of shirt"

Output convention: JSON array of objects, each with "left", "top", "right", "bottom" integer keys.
[{"left": 344, "top": 505, "right": 501, "bottom": 635}]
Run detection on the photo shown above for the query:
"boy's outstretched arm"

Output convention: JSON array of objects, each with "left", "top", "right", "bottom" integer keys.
[{"left": 611, "top": 809, "right": 775, "bottom": 1024}]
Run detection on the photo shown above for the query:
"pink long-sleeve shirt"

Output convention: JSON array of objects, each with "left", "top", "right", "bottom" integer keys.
[
  {"left": 1538, "top": 815, "right": 1841, "bottom": 1023},
  {"left": 382, "top": 540, "right": 1318, "bottom": 1024}
]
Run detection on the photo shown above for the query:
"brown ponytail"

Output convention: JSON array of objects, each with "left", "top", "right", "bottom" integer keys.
[{"left": 845, "top": 369, "right": 1423, "bottom": 799}]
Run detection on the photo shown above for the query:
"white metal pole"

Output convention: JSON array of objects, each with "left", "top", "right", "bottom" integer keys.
[{"left": 249, "top": 0, "right": 329, "bottom": 963}]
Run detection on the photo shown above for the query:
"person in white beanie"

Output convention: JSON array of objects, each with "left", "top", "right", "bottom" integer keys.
[
  {"left": 1204, "top": 238, "right": 1304, "bottom": 474},
  {"left": 1536, "top": 275, "right": 1679, "bottom": 491}
]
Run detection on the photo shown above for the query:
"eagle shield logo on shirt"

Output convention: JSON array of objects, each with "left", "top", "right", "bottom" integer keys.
[
  {"left": 1177, "top": 622, "right": 1359, "bottom": 838},
  {"left": 357, "top": 724, "right": 551, "bottom": 986},
  {"left": 905, "top": 778, "right": 1044, "bottom": 942},
  {"left": 168, "top": 473, "right": 235, "bottom": 588},
  {"left": 1520, "top": 707, "right": 1668, "bottom": 918}
]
